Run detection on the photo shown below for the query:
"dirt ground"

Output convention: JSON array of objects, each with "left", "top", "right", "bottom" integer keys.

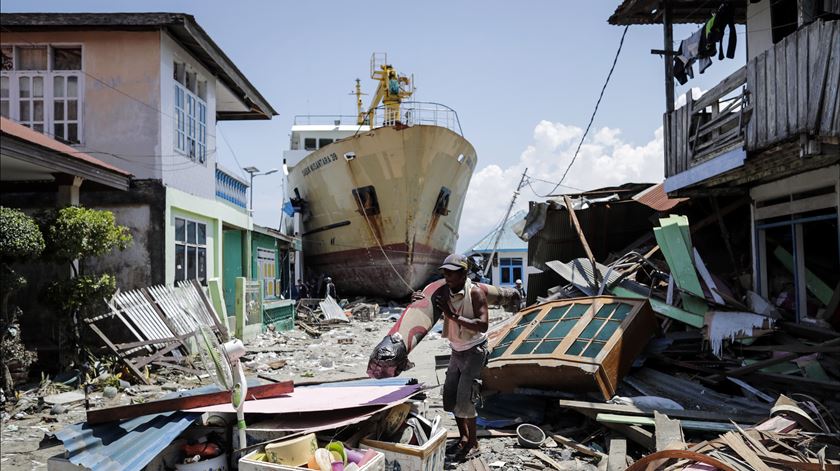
[{"left": 1, "top": 307, "right": 594, "bottom": 470}]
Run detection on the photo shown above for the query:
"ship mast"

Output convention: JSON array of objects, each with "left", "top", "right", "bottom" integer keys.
[{"left": 358, "top": 53, "right": 413, "bottom": 126}]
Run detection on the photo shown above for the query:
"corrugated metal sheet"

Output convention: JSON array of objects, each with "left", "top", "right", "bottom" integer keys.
[
  {"left": 54, "top": 383, "right": 237, "bottom": 471},
  {"left": 632, "top": 182, "right": 688, "bottom": 212},
  {"left": 55, "top": 410, "right": 199, "bottom": 471},
  {"left": 526, "top": 199, "right": 656, "bottom": 271}
]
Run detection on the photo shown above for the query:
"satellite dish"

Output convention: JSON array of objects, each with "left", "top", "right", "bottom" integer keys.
[{"left": 194, "top": 325, "right": 249, "bottom": 450}]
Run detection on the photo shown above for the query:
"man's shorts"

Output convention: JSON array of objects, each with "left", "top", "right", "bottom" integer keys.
[{"left": 443, "top": 341, "right": 489, "bottom": 419}]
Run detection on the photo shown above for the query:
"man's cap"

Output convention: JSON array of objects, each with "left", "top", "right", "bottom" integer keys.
[
  {"left": 439, "top": 253, "right": 469, "bottom": 271},
  {"left": 515, "top": 279, "right": 522, "bottom": 284}
]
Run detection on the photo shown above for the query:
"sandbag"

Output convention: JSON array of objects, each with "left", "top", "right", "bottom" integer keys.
[{"left": 367, "top": 280, "right": 520, "bottom": 378}]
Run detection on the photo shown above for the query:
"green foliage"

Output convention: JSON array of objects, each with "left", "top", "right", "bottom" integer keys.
[
  {"left": 46, "top": 206, "right": 132, "bottom": 262},
  {"left": 0, "top": 206, "right": 45, "bottom": 261},
  {"left": 47, "top": 274, "right": 117, "bottom": 318}
]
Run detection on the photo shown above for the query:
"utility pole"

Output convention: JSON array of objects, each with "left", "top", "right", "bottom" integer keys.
[{"left": 483, "top": 168, "right": 528, "bottom": 279}]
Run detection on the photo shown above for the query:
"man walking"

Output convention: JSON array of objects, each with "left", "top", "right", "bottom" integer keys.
[{"left": 433, "top": 253, "right": 489, "bottom": 460}]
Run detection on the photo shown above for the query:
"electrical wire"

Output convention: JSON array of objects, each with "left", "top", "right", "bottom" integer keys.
[{"left": 533, "top": 25, "right": 630, "bottom": 198}]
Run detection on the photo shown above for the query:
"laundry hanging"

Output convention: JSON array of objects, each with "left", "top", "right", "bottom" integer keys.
[{"left": 672, "top": 2, "right": 737, "bottom": 85}]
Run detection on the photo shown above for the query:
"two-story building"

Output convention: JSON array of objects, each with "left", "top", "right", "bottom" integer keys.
[
  {"left": 1, "top": 13, "right": 280, "bottom": 292},
  {"left": 608, "top": 1, "right": 839, "bottom": 323}
]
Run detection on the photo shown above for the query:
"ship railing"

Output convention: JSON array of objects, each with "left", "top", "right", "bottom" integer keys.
[
  {"left": 293, "top": 115, "right": 360, "bottom": 126},
  {"left": 363, "top": 102, "right": 464, "bottom": 136}
]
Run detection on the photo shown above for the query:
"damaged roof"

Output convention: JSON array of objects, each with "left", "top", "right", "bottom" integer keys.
[
  {"left": 0, "top": 12, "right": 277, "bottom": 120},
  {"left": 608, "top": 0, "right": 747, "bottom": 26}
]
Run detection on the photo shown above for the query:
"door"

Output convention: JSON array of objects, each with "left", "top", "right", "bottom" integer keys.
[{"left": 222, "top": 229, "right": 244, "bottom": 316}]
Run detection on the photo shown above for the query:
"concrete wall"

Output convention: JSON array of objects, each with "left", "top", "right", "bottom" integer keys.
[
  {"left": 747, "top": 0, "right": 774, "bottom": 60},
  {"left": 159, "top": 31, "right": 218, "bottom": 200},
  {"left": 1, "top": 31, "right": 163, "bottom": 179},
  {"left": 165, "top": 186, "right": 251, "bottom": 285}
]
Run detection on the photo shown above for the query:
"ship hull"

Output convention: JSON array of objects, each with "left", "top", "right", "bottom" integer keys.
[{"left": 288, "top": 125, "right": 476, "bottom": 298}]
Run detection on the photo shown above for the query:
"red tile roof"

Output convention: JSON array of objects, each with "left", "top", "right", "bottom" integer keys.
[{"left": 1, "top": 117, "right": 131, "bottom": 176}]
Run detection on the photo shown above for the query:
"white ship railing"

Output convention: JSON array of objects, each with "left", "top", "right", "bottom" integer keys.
[
  {"left": 365, "top": 102, "right": 464, "bottom": 136},
  {"left": 292, "top": 115, "right": 360, "bottom": 126}
]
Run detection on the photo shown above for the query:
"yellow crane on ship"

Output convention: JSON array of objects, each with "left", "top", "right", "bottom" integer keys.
[{"left": 355, "top": 53, "right": 414, "bottom": 126}]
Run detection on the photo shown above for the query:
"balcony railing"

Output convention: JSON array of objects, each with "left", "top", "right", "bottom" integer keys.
[
  {"left": 215, "top": 165, "right": 248, "bottom": 210},
  {"left": 665, "top": 67, "right": 749, "bottom": 178},
  {"left": 665, "top": 19, "right": 839, "bottom": 181},
  {"left": 745, "top": 19, "right": 840, "bottom": 151}
]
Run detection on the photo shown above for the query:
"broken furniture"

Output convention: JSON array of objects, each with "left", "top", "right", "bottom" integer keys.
[
  {"left": 85, "top": 279, "right": 229, "bottom": 384},
  {"left": 482, "top": 296, "right": 657, "bottom": 399}
]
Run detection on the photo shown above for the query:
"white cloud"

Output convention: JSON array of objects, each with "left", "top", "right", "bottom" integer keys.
[{"left": 457, "top": 121, "right": 664, "bottom": 251}]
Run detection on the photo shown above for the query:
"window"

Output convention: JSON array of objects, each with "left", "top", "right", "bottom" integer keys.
[
  {"left": 173, "top": 61, "right": 207, "bottom": 163},
  {"left": 0, "top": 44, "right": 82, "bottom": 142},
  {"left": 434, "top": 187, "right": 451, "bottom": 216},
  {"left": 318, "top": 138, "right": 333, "bottom": 148},
  {"left": 304, "top": 138, "right": 317, "bottom": 150},
  {"left": 352, "top": 186, "right": 380, "bottom": 216},
  {"left": 500, "top": 257, "right": 523, "bottom": 286},
  {"left": 257, "top": 248, "right": 278, "bottom": 298},
  {"left": 174, "top": 217, "right": 207, "bottom": 285}
]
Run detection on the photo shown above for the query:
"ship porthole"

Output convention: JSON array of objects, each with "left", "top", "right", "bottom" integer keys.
[{"left": 457, "top": 153, "right": 465, "bottom": 163}]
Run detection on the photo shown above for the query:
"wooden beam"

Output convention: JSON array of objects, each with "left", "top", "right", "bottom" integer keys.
[
  {"left": 596, "top": 413, "right": 742, "bottom": 432},
  {"left": 556, "top": 398, "right": 766, "bottom": 424},
  {"left": 550, "top": 433, "right": 607, "bottom": 459},
  {"left": 663, "top": 0, "right": 675, "bottom": 113},
  {"left": 607, "top": 438, "right": 628, "bottom": 471},
  {"left": 654, "top": 411, "right": 685, "bottom": 451},
  {"left": 563, "top": 195, "right": 601, "bottom": 289},
  {"left": 720, "top": 337, "right": 840, "bottom": 378},
  {"left": 86, "top": 381, "right": 294, "bottom": 425}
]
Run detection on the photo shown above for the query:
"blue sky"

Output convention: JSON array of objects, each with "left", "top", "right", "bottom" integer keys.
[{"left": 2, "top": 1, "right": 745, "bottom": 250}]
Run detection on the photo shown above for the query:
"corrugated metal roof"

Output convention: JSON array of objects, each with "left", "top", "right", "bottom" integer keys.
[
  {"left": 632, "top": 182, "right": 688, "bottom": 212},
  {"left": 468, "top": 210, "right": 529, "bottom": 252},
  {"left": 608, "top": 0, "right": 747, "bottom": 26}
]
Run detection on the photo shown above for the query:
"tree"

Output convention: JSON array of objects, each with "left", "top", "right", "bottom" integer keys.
[
  {"left": 0, "top": 206, "right": 45, "bottom": 395},
  {"left": 43, "top": 206, "right": 132, "bottom": 366}
]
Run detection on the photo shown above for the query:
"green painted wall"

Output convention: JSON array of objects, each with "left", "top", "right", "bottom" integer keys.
[
  {"left": 252, "top": 232, "right": 281, "bottom": 299},
  {"left": 223, "top": 229, "right": 244, "bottom": 316}
]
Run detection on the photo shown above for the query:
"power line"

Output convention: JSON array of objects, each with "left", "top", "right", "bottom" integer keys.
[{"left": 534, "top": 25, "right": 630, "bottom": 198}]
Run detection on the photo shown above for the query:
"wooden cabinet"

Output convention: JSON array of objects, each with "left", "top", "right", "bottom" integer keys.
[{"left": 483, "top": 296, "right": 657, "bottom": 400}]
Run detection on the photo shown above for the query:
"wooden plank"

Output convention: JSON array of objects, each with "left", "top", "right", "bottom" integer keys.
[
  {"left": 87, "top": 322, "right": 151, "bottom": 385},
  {"left": 664, "top": 113, "right": 673, "bottom": 176},
  {"left": 746, "top": 58, "right": 757, "bottom": 149},
  {"left": 555, "top": 399, "right": 765, "bottom": 423},
  {"left": 192, "top": 279, "right": 230, "bottom": 340},
  {"left": 654, "top": 412, "right": 685, "bottom": 452},
  {"left": 86, "top": 381, "right": 294, "bottom": 424},
  {"left": 694, "top": 66, "right": 747, "bottom": 110},
  {"left": 529, "top": 449, "right": 567, "bottom": 470},
  {"left": 611, "top": 286, "right": 705, "bottom": 328},
  {"left": 675, "top": 103, "right": 684, "bottom": 173},
  {"left": 684, "top": 90, "right": 693, "bottom": 162},
  {"left": 607, "top": 438, "right": 627, "bottom": 471},
  {"left": 756, "top": 52, "right": 767, "bottom": 148},
  {"left": 551, "top": 433, "right": 607, "bottom": 459},
  {"left": 563, "top": 195, "right": 600, "bottom": 289},
  {"left": 775, "top": 36, "right": 788, "bottom": 138},
  {"left": 654, "top": 219, "right": 707, "bottom": 315},
  {"left": 797, "top": 25, "right": 810, "bottom": 133},
  {"left": 766, "top": 45, "right": 777, "bottom": 143},
  {"left": 624, "top": 450, "right": 738, "bottom": 471},
  {"left": 809, "top": 20, "right": 831, "bottom": 132},
  {"left": 786, "top": 33, "right": 798, "bottom": 132},
  {"left": 820, "top": 22, "right": 840, "bottom": 135},
  {"left": 575, "top": 408, "right": 654, "bottom": 450},
  {"left": 692, "top": 248, "right": 724, "bottom": 305},
  {"left": 721, "top": 337, "right": 840, "bottom": 378},
  {"left": 596, "top": 414, "right": 741, "bottom": 432},
  {"left": 720, "top": 431, "right": 773, "bottom": 471}
]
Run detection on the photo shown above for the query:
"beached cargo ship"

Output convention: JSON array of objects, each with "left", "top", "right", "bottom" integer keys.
[{"left": 283, "top": 54, "right": 476, "bottom": 297}]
